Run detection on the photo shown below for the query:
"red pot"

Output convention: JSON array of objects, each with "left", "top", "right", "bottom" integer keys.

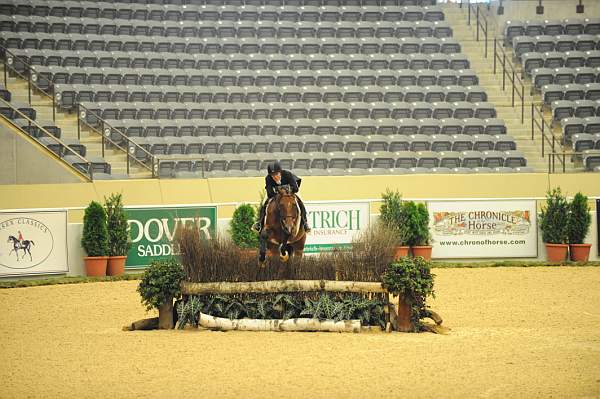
[
  {"left": 411, "top": 245, "right": 433, "bottom": 260},
  {"left": 545, "top": 243, "right": 568, "bottom": 262},
  {"left": 393, "top": 246, "right": 410, "bottom": 260},
  {"left": 569, "top": 244, "right": 592, "bottom": 262},
  {"left": 84, "top": 256, "right": 108, "bottom": 277},
  {"left": 107, "top": 256, "right": 127, "bottom": 276}
]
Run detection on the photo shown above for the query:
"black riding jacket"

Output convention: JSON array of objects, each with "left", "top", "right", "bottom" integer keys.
[{"left": 265, "top": 170, "right": 301, "bottom": 199}]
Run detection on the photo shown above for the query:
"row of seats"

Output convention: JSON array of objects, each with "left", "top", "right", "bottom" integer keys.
[
  {"left": 512, "top": 34, "right": 600, "bottom": 58},
  {"left": 0, "top": 3, "right": 444, "bottom": 22},
  {"left": 80, "top": 101, "right": 498, "bottom": 124},
  {"left": 541, "top": 83, "right": 600, "bottom": 105},
  {"left": 55, "top": 84, "right": 488, "bottom": 110},
  {"left": 521, "top": 50, "right": 600, "bottom": 77},
  {"left": 34, "top": 66, "right": 479, "bottom": 90},
  {"left": 176, "top": 166, "right": 535, "bottom": 179},
  {"left": 123, "top": 133, "right": 516, "bottom": 155},
  {"left": 561, "top": 116, "right": 600, "bottom": 142},
  {"left": 572, "top": 132, "right": 600, "bottom": 152},
  {"left": 504, "top": 18, "right": 600, "bottom": 44},
  {"left": 551, "top": 99, "right": 600, "bottom": 121},
  {"left": 105, "top": 117, "right": 508, "bottom": 138},
  {"left": 531, "top": 67, "right": 600, "bottom": 90},
  {"left": 1, "top": 32, "right": 462, "bottom": 55},
  {"left": 9, "top": 49, "right": 471, "bottom": 72},
  {"left": 148, "top": 149, "right": 527, "bottom": 172},
  {"left": 0, "top": 16, "right": 453, "bottom": 39},
  {"left": 74, "top": 0, "right": 438, "bottom": 6}
]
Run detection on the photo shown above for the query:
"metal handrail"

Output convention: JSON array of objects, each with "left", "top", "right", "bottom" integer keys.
[
  {"left": 0, "top": 97, "right": 92, "bottom": 181},
  {"left": 547, "top": 150, "right": 600, "bottom": 174},
  {"left": 492, "top": 38, "right": 525, "bottom": 124},
  {"left": 1, "top": 44, "right": 157, "bottom": 178},
  {"left": 76, "top": 103, "right": 156, "bottom": 177},
  {"left": 1, "top": 45, "right": 56, "bottom": 121},
  {"left": 530, "top": 102, "right": 566, "bottom": 173},
  {"left": 467, "top": 1, "right": 489, "bottom": 59}
]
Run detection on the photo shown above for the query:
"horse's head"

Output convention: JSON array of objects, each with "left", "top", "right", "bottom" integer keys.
[
  {"left": 7, "top": 236, "right": 16, "bottom": 243},
  {"left": 276, "top": 192, "right": 300, "bottom": 236}
]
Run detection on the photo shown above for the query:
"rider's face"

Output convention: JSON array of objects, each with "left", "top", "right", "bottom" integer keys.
[{"left": 271, "top": 172, "right": 281, "bottom": 183}]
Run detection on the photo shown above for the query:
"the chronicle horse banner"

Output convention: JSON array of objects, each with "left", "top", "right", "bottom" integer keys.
[
  {"left": 428, "top": 200, "right": 538, "bottom": 259},
  {"left": 0, "top": 210, "right": 68, "bottom": 276}
]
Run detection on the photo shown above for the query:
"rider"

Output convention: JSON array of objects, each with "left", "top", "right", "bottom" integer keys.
[
  {"left": 17, "top": 230, "right": 24, "bottom": 245},
  {"left": 253, "top": 162, "right": 311, "bottom": 233}
]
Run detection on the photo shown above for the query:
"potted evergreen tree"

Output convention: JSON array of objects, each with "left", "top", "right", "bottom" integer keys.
[
  {"left": 405, "top": 202, "right": 433, "bottom": 260},
  {"left": 230, "top": 203, "right": 259, "bottom": 255},
  {"left": 379, "top": 189, "right": 411, "bottom": 259},
  {"left": 81, "top": 201, "right": 109, "bottom": 276},
  {"left": 105, "top": 193, "right": 131, "bottom": 276},
  {"left": 539, "top": 188, "right": 569, "bottom": 262},
  {"left": 137, "top": 258, "right": 185, "bottom": 329},
  {"left": 567, "top": 192, "right": 592, "bottom": 262}
]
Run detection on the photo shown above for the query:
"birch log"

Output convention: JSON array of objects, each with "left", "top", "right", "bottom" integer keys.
[
  {"left": 198, "top": 313, "right": 361, "bottom": 333},
  {"left": 182, "top": 280, "right": 386, "bottom": 295}
]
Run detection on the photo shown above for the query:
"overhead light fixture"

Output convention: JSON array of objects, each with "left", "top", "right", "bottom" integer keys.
[
  {"left": 536, "top": 0, "right": 544, "bottom": 15},
  {"left": 497, "top": 0, "right": 504, "bottom": 15},
  {"left": 576, "top": 0, "right": 584, "bottom": 13}
]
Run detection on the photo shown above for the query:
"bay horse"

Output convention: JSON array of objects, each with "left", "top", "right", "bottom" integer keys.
[
  {"left": 7, "top": 236, "right": 35, "bottom": 261},
  {"left": 258, "top": 185, "right": 307, "bottom": 265}
]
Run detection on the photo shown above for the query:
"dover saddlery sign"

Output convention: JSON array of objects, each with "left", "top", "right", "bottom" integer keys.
[
  {"left": 304, "top": 202, "right": 370, "bottom": 253},
  {"left": 0, "top": 210, "right": 68, "bottom": 277},
  {"left": 428, "top": 200, "right": 537, "bottom": 259},
  {"left": 125, "top": 206, "right": 217, "bottom": 268}
]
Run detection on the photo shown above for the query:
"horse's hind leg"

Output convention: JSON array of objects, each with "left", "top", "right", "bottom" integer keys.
[{"left": 27, "top": 248, "right": 32, "bottom": 261}]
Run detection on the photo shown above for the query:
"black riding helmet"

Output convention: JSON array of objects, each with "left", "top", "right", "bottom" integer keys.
[{"left": 268, "top": 161, "right": 283, "bottom": 175}]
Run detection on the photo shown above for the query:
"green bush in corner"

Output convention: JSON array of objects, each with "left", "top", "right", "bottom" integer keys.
[
  {"left": 230, "top": 203, "right": 259, "bottom": 249},
  {"left": 379, "top": 189, "right": 411, "bottom": 246},
  {"left": 404, "top": 201, "right": 431, "bottom": 246},
  {"left": 81, "top": 201, "right": 109, "bottom": 257}
]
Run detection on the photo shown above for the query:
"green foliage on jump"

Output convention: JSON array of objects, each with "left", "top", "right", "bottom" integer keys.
[
  {"left": 137, "top": 258, "right": 185, "bottom": 311},
  {"left": 81, "top": 201, "right": 109, "bottom": 257},
  {"left": 381, "top": 256, "right": 435, "bottom": 331},
  {"left": 176, "top": 292, "right": 386, "bottom": 329}
]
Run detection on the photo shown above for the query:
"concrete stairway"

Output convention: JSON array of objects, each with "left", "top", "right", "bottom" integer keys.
[
  {"left": 2, "top": 71, "right": 152, "bottom": 178},
  {"left": 443, "top": 3, "right": 578, "bottom": 173}
]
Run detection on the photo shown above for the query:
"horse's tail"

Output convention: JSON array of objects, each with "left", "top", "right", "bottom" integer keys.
[{"left": 30, "top": 241, "right": 35, "bottom": 246}]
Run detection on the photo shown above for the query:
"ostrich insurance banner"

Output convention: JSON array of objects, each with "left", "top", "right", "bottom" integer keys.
[
  {"left": 304, "top": 202, "right": 370, "bottom": 253},
  {"left": 428, "top": 200, "right": 538, "bottom": 259},
  {"left": 0, "top": 210, "right": 68, "bottom": 277},
  {"left": 125, "top": 206, "right": 217, "bottom": 269}
]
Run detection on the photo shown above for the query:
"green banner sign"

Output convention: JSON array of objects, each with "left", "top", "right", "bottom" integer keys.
[{"left": 124, "top": 206, "right": 217, "bottom": 269}]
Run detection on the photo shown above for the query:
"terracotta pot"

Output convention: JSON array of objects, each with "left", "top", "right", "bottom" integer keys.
[
  {"left": 84, "top": 256, "right": 108, "bottom": 277},
  {"left": 569, "top": 244, "right": 592, "bottom": 262},
  {"left": 107, "top": 256, "right": 127, "bottom": 276},
  {"left": 545, "top": 243, "right": 568, "bottom": 262},
  {"left": 393, "top": 246, "right": 410, "bottom": 260},
  {"left": 411, "top": 245, "right": 433, "bottom": 260}
]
